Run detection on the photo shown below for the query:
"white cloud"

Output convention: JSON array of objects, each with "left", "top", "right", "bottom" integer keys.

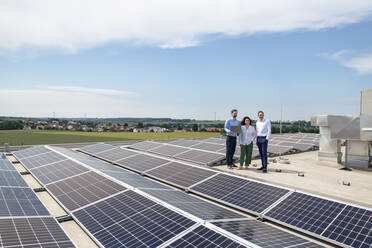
[
  {"left": 0, "top": 0, "right": 371, "bottom": 52},
  {"left": 343, "top": 54, "right": 372, "bottom": 75},
  {"left": 44, "top": 86, "right": 135, "bottom": 96},
  {"left": 323, "top": 50, "right": 372, "bottom": 75}
]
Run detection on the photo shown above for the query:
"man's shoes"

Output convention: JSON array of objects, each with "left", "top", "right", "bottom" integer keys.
[
  {"left": 257, "top": 167, "right": 264, "bottom": 170},
  {"left": 227, "top": 165, "right": 233, "bottom": 169},
  {"left": 232, "top": 164, "right": 238, "bottom": 168},
  {"left": 263, "top": 169, "right": 267, "bottom": 173}
]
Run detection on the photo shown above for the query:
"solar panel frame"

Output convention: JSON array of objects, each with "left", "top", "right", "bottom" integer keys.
[
  {"left": 211, "top": 219, "right": 324, "bottom": 248},
  {"left": 115, "top": 153, "right": 170, "bottom": 173},
  {"left": 78, "top": 142, "right": 116, "bottom": 155},
  {"left": 104, "top": 170, "right": 172, "bottom": 189},
  {"left": 72, "top": 190, "right": 196, "bottom": 248},
  {"left": 168, "top": 139, "right": 202, "bottom": 147},
  {"left": 145, "top": 162, "right": 218, "bottom": 189},
  {"left": 142, "top": 189, "right": 246, "bottom": 221},
  {"left": 190, "top": 142, "right": 226, "bottom": 152},
  {"left": 149, "top": 144, "right": 191, "bottom": 157},
  {"left": 129, "top": 140, "right": 165, "bottom": 151},
  {"left": 190, "top": 173, "right": 290, "bottom": 215},
  {"left": 46, "top": 171, "right": 127, "bottom": 212},
  {"left": 174, "top": 149, "right": 225, "bottom": 165},
  {"left": 0, "top": 217, "right": 76, "bottom": 248},
  {"left": 0, "top": 187, "right": 50, "bottom": 217},
  {"left": 12, "top": 146, "right": 51, "bottom": 160},
  {"left": 94, "top": 147, "right": 138, "bottom": 162},
  {"left": 19, "top": 152, "right": 67, "bottom": 170},
  {"left": 30, "top": 159, "right": 90, "bottom": 185},
  {"left": 264, "top": 192, "right": 347, "bottom": 238},
  {"left": 165, "top": 225, "right": 248, "bottom": 248},
  {"left": 321, "top": 205, "right": 372, "bottom": 248}
]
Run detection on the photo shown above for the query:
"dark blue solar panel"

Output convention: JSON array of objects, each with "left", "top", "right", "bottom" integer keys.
[
  {"left": 73, "top": 190, "right": 195, "bottom": 248},
  {"left": 212, "top": 219, "right": 324, "bottom": 248},
  {"left": 0, "top": 187, "right": 50, "bottom": 216},
  {"left": 166, "top": 225, "right": 247, "bottom": 248},
  {"left": 220, "top": 181, "right": 289, "bottom": 213},
  {"left": 0, "top": 170, "right": 28, "bottom": 187},
  {"left": 321, "top": 205, "right": 372, "bottom": 248},
  {"left": 265, "top": 192, "right": 346, "bottom": 236},
  {"left": 190, "top": 174, "right": 288, "bottom": 213},
  {"left": 190, "top": 174, "right": 249, "bottom": 199}
]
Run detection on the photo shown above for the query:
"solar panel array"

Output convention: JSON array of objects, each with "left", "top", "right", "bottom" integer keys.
[
  {"left": 0, "top": 154, "right": 76, "bottom": 247},
  {"left": 194, "top": 132, "right": 320, "bottom": 157},
  {"left": 128, "top": 140, "right": 225, "bottom": 165},
  {"left": 14, "top": 146, "right": 256, "bottom": 247},
  {"left": 14, "top": 143, "right": 371, "bottom": 247},
  {"left": 77, "top": 141, "right": 372, "bottom": 248}
]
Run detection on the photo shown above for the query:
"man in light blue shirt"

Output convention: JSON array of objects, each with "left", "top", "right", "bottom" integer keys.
[{"left": 224, "top": 109, "right": 239, "bottom": 168}]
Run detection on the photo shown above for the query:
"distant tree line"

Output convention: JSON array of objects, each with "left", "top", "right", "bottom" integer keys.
[{"left": 0, "top": 120, "right": 24, "bottom": 130}]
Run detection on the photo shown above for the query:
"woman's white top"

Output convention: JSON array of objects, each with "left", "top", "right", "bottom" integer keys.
[{"left": 239, "top": 125, "right": 257, "bottom": 145}]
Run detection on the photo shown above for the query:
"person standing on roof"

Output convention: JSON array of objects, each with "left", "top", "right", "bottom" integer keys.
[
  {"left": 224, "top": 109, "right": 239, "bottom": 169},
  {"left": 256, "top": 111, "right": 271, "bottom": 173},
  {"left": 238, "top": 116, "right": 256, "bottom": 170}
]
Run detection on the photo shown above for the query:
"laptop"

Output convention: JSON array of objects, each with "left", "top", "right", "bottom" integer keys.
[{"left": 230, "top": 125, "right": 241, "bottom": 134}]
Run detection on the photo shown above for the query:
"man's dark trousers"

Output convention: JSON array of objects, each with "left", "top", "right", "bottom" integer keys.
[
  {"left": 257, "top": 137, "right": 268, "bottom": 169},
  {"left": 226, "top": 136, "right": 237, "bottom": 166}
]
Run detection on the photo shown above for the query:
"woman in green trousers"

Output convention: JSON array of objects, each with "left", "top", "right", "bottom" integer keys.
[{"left": 238, "top": 116, "right": 256, "bottom": 170}]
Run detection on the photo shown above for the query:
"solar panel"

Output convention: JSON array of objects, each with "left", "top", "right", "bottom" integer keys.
[
  {"left": 0, "top": 159, "right": 16, "bottom": 171},
  {"left": 169, "top": 139, "right": 201, "bottom": 147},
  {"left": 20, "top": 152, "right": 66, "bottom": 169},
  {"left": 149, "top": 144, "right": 191, "bottom": 157},
  {"left": 104, "top": 170, "right": 171, "bottom": 189},
  {"left": 190, "top": 142, "right": 225, "bottom": 152},
  {"left": 212, "top": 219, "right": 324, "bottom": 248},
  {"left": 0, "top": 217, "right": 75, "bottom": 247},
  {"left": 0, "top": 170, "right": 28, "bottom": 187},
  {"left": 129, "top": 140, "right": 165, "bottom": 151},
  {"left": 116, "top": 153, "right": 170, "bottom": 172},
  {"left": 72, "top": 190, "right": 195, "bottom": 247},
  {"left": 46, "top": 171, "right": 126, "bottom": 211},
  {"left": 54, "top": 147, "right": 126, "bottom": 173},
  {"left": 174, "top": 150, "right": 225, "bottom": 165},
  {"left": 321, "top": 205, "right": 372, "bottom": 247},
  {"left": 146, "top": 162, "right": 217, "bottom": 188},
  {"left": 265, "top": 192, "right": 346, "bottom": 236},
  {"left": 0, "top": 187, "right": 50, "bottom": 216},
  {"left": 94, "top": 147, "right": 137, "bottom": 161},
  {"left": 191, "top": 174, "right": 289, "bottom": 214},
  {"left": 166, "top": 225, "right": 247, "bottom": 248},
  {"left": 13, "top": 146, "right": 51, "bottom": 159},
  {"left": 190, "top": 174, "right": 248, "bottom": 200},
  {"left": 221, "top": 181, "right": 290, "bottom": 213},
  {"left": 267, "top": 145, "right": 293, "bottom": 155},
  {"left": 30, "top": 159, "right": 90, "bottom": 185},
  {"left": 79, "top": 142, "right": 116, "bottom": 154},
  {"left": 143, "top": 189, "right": 245, "bottom": 221}
]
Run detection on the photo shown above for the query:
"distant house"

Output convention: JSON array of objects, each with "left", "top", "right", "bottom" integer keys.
[{"left": 147, "top": 126, "right": 167, "bottom": 133}]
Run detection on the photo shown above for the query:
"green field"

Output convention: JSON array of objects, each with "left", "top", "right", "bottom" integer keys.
[{"left": 0, "top": 130, "right": 221, "bottom": 146}]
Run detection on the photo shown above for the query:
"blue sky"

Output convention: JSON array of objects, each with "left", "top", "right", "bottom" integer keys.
[{"left": 0, "top": 1, "right": 372, "bottom": 121}]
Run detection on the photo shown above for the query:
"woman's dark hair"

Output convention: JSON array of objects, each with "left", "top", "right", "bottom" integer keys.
[{"left": 241, "top": 116, "right": 251, "bottom": 125}]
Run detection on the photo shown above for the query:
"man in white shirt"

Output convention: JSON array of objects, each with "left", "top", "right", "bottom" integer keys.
[{"left": 255, "top": 111, "right": 271, "bottom": 173}]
